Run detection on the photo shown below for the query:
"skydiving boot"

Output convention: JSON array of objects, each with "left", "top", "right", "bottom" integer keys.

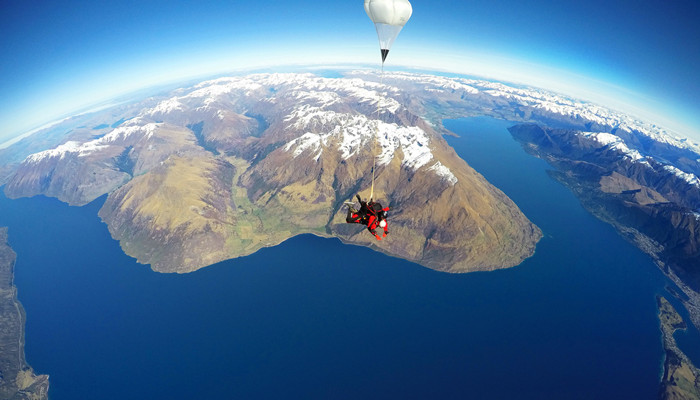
[{"left": 344, "top": 201, "right": 357, "bottom": 213}]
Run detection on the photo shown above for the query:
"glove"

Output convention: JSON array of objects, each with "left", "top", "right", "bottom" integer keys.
[
  {"left": 382, "top": 232, "right": 387, "bottom": 237},
  {"left": 375, "top": 234, "right": 382, "bottom": 241}
]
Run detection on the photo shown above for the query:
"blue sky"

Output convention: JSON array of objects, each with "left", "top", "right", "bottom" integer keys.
[{"left": 1, "top": 0, "right": 699, "bottom": 143}]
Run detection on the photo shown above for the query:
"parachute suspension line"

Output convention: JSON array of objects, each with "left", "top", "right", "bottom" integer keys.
[
  {"left": 369, "top": 61, "right": 385, "bottom": 202},
  {"left": 364, "top": 0, "right": 411, "bottom": 204}
]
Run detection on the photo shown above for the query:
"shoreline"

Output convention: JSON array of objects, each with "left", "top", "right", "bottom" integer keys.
[
  {"left": 0, "top": 227, "right": 49, "bottom": 399},
  {"left": 657, "top": 296, "right": 700, "bottom": 399}
]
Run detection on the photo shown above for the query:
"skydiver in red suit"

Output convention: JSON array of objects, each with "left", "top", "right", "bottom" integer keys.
[{"left": 345, "top": 194, "right": 389, "bottom": 240}]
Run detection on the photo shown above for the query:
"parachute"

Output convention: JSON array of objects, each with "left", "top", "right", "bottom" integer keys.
[{"left": 364, "top": 0, "right": 413, "bottom": 63}]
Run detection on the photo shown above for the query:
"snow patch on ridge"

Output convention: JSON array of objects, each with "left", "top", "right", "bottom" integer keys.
[
  {"left": 148, "top": 97, "right": 185, "bottom": 115},
  {"left": 429, "top": 162, "right": 458, "bottom": 185},
  {"left": 141, "top": 73, "right": 403, "bottom": 120},
  {"left": 663, "top": 165, "right": 700, "bottom": 188},
  {"left": 99, "top": 121, "right": 160, "bottom": 143},
  {"left": 26, "top": 141, "right": 82, "bottom": 162},
  {"left": 283, "top": 107, "right": 434, "bottom": 171},
  {"left": 25, "top": 139, "right": 110, "bottom": 162},
  {"left": 581, "top": 131, "right": 645, "bottom": 162},
  {"left": 284, "top": 132, "right": 326, "bottom": 162},
  {"left": 380, "top": 123, "right": 432, "bottom": 170}
]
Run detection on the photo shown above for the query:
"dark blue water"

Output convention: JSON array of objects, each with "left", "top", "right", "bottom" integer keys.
[{"left": 0, "top": 116, "right": 691, "bottom": 399}]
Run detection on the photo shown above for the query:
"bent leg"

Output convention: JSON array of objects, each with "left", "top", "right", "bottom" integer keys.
[
  {"left": 346, "top": 211, "right": 361, "bottom": 224},
  {"left": 367, "top": 216, "right": 381, "bottom": 240}
]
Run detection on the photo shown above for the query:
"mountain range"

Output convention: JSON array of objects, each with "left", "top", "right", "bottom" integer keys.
[{"left": 1, "top": 70, "right": 698, "bottom": 298}]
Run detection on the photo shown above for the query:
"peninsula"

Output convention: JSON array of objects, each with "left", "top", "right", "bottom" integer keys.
[
  {"left": 3, "top": 73, "right": 543, "bottom": 274},
  {"left": 658, "top": 296, "right": 700, "bottom": 400}
]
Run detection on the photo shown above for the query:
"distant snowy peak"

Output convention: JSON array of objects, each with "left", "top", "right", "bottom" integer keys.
[
  {"left": 144, "top": 73, "right": 402, "bottom": 119},
  {"left": 581, "top": 131, "right": 700, "bottom": 189},
  {"left": 24, "top": 122, "right": 162, "bottom": 164}
]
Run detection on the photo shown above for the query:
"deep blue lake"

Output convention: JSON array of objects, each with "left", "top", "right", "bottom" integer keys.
[{"left": 0, "top": 116, "right": 695, "bottom": 399}]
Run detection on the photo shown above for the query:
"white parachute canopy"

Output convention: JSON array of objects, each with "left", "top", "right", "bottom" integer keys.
[{"left": 364, "top": 0, "right": 412, "bottom": 62}]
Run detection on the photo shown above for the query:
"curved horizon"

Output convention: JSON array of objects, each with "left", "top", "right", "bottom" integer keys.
[{"left": 1, "top": 0, "right": 698, "bottom": 143}]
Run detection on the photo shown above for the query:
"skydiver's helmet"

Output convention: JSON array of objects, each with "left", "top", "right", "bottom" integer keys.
[{"left": 379, "top": 220, "right": 387, "bottom": 228}]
